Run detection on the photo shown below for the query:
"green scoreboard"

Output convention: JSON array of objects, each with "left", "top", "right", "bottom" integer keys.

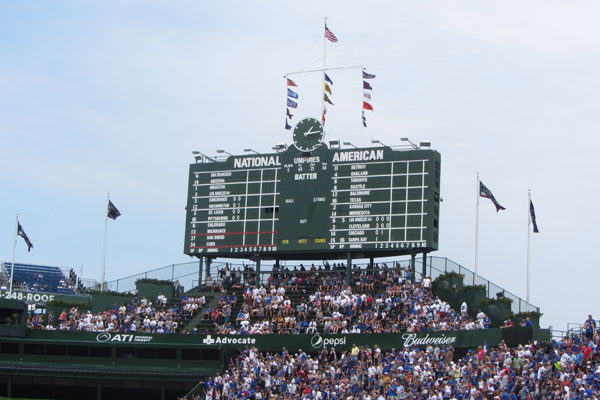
[{"left": 184, "top": 145, "right": 441, "bottom": 260}]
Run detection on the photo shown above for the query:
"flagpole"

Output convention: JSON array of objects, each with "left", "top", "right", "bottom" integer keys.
[
  {"left": 321, "top": 17, "right": 327, "bottom": 131},
  {"left": 101, "top": 193, "right": 109, "bottom": 293},
  {"left": 474, "top": 173, "right": 480, "bottom": 285},
  {"left": 9, "top": 214, "right": 18, "bottom": 296},
  {"left": 527, "top": 189, "right": 531, "bottom": 304}
]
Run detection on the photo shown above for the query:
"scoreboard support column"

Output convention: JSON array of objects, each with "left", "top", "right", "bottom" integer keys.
[
  {"left": 255, "top": 257, "right": 261, "bottom": 286},
  {"left": 410, "top": 253, "right": 416, "bottom": 283},
  {"left": 198, "top": 257, "right": 204, "bottom": 287},
  {"left": 205, "top": 257, "right": 212, "bottom": 282},
  {"left": 346, "top": 252, "right": 352, "bottom": 286},
  {"left": 422, "top": 252, "right": 427, "bottom": 279}
]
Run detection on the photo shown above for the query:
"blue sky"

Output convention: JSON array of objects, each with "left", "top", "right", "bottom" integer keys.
[{"left": 2, "top": 1, "right": 600, "bottom": 330}]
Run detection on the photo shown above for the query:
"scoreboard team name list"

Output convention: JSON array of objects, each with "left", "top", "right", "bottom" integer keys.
[{"left": 329, "top": 156, "right": 428, "bottom": 251}]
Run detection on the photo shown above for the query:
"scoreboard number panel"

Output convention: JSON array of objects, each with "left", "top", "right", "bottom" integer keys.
[{"left": 184, "top": 146, "right": 441, "bottom": 259}]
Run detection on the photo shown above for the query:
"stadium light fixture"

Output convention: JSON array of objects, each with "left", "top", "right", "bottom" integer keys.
[
  {"left": 192, "top": 151, "right": 216, "bottom": 163},
  {"left": 216, "top": 149, "right": 233, "bottom": 156},
  {"left": 244, "top": 148, "right": 260, "bottom": 154},
  {"left": 343, "top": 142, "right": 358, "bottom": 149},
  {"left": 371, "top": 139, "right": 387, "bottom": 147},
  {"left": 272, "top": 143, "right": 286, "bottom": 152},
  {"left": 400, "top": 137, "right": 420, "bottom": 150},
  {"left": 419, "top": 141, "right": 431, "bottom": 149},
  {"left": 328, "top": 139, "right": 340, "bottom": 149}
]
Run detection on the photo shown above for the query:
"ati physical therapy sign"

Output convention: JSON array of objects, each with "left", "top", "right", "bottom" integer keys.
[{"left": 96, "top": 333, "right": 153, "bottom": 343}]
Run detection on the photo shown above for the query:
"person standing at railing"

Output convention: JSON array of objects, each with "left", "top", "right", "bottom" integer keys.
[{"left": 585, "top": 315, "right": 596, "bottom": 340}]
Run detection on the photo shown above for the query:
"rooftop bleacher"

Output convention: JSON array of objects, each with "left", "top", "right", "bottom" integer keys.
[{"left": 1, "top": 261, "right": 78, "bottom": 295}]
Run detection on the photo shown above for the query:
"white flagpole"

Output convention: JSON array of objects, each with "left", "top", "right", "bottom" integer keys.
[
  {"left": 527, "top": 189, "right": 531, "bottom": 304},
  {"left": 9, "top": 214, "right": 18, "bottom": 296},
  {"left": 321, "top": 17, "right": 327, "bottom": 131},
  {"left": 100, "top": 193, "right": 109, "bottom": 292},
  {"left": 474, "top": 173, "right": 480, "bottom": 285}
]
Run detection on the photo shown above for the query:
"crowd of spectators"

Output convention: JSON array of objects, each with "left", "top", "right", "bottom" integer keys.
[
  {"left": 27, "top": 293, "right": 205, "bottom": 334},
  {"left": 202, "top": 270, "right": 491, "bottom": 336},
  {"left": 199, "top": 325, "right": 600, "bottom": 400}
]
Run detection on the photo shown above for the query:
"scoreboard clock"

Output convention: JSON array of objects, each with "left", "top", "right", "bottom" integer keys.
[
  {"left": 292, "top": 118, "right": 324, "bottom": 152},
  {"left": 184, "top": 145, "right": 441, "bottom": 260}
]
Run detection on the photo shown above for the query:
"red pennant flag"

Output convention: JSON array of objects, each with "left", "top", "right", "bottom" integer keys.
[
  {"left": 287, "top": 78, "right": 297, "bottom": 87},
  {"left": 363, "top": 101, "right": 374, "bottom": 111}
]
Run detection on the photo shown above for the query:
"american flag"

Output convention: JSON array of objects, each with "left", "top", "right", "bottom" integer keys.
[{"left": 325, "top": 24, "right": 338, "bottom": 43}]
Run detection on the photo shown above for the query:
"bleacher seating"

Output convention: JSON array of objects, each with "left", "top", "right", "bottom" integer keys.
[{"left": 2, "top": 262, "right": 76, "bottom": 294}]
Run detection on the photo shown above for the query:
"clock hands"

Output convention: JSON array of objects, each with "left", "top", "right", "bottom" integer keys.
[{"left": 304, "top": 126, "right": 322, "bottom": 137}]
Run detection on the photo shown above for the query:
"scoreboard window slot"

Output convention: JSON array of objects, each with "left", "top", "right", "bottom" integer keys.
[
  {"left": 390, "top": 229, "right": 406, "bottom": 241},
  {"left": 408, "top": 175, "right": 423, "bottom": 186},
  {"left": 407, "top": 188, "right": 423, "bottom": 199},
  {"left": 264, "top": 206, "right": 279, "bottom": 214},
  {"left": 245, "top": 197, "right": 261, "bottom": 207},
  {"left": 406, "top": 202, "right": 422, "bottom": 213},
  {"left": 392, "top": 191, "right": 407, "bottom": 201},
  {"left": 406, "top": 229, "right": 422, "bottom": 241},
  {"left": 393, "top": 163, "right": 408, "bottom": 174},
  {"left": 407, "top": 215, "right": 422, "bottom": 227},
  {"left": 391, "top": 203, "right": 407, "bottom": 214},
  {"left": 261, "top": 182, "right": 276, "bottom": 193},
  {"left": 393, "top": 175, "right": 407, "bottom": 187},
  {"left": 408, "top": 162, "right": 424, "bottom": 173},
  {"left": 262, "top": 169, "right": 277, "bottom": 180},
  {"left": 433, "top": 219, "right": 439, "bottom": 228},
  {"left": 248, "top": 170, "right": 263, "bottom": 180}
]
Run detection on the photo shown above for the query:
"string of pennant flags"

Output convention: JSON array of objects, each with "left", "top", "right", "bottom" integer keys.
[
  {"left": 362, "top": 70, "right": 375, "bottom": 127},
  {"left": 285, "top": 22, "right": 377, "bottom": 130},
  {"left": 285, "top": 78, "right": 298, "bottom": 130}
]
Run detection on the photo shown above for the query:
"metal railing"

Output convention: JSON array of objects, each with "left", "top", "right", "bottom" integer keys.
[
  {"left": 101, "top": 261, "right": 204, "bottom": 293},
  {"left": 103, "top": 256, "right": 538, "bottom": 315},
  {"left": 421, "top": 257, "right": 540, "bottom": 314}
]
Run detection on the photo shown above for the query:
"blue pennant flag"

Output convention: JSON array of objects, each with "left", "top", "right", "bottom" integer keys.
[
  {"left": 287, "top": 88, "right": 298, "bottom": 99},
  {"left": 324, "top": 73, "right": 333, "bottom": 85},
  {"left": 287, "top": 98, "right": 298, "bottom": 108},
  {"left": 285, "top": 119, "right": 292, "bottom": 130}
]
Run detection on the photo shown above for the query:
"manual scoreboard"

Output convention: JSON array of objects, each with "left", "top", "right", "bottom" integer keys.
[{"left": 184, "top": 145, "right": 441, "bottom": 260}]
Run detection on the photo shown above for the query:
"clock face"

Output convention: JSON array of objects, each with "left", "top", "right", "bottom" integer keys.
[{"left": 292, "top": 118, "right": 324, "bottom": 152}]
